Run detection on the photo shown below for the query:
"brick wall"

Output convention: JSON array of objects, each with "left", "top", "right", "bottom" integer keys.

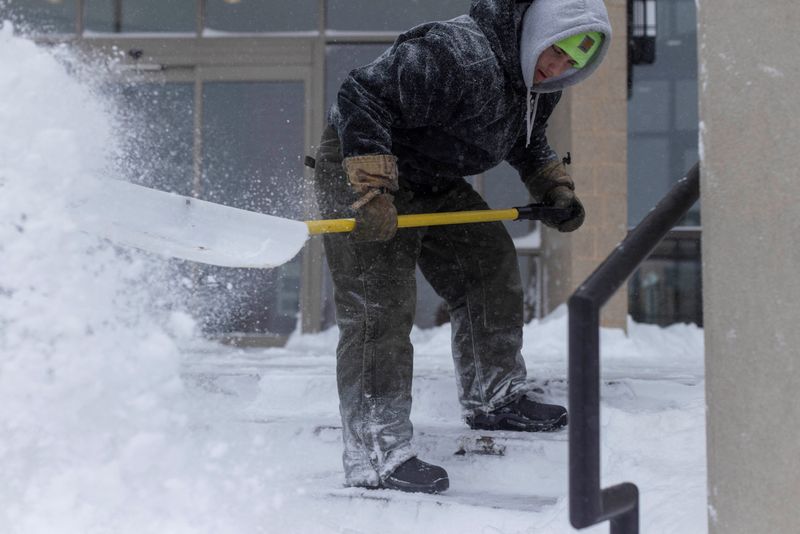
[{"left": 542, "top": 0, "right": 628, "bottom": 329}]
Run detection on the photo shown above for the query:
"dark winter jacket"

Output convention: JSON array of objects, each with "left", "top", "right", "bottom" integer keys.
[{"left": 329, "top": 0, "right": 560, "bottom": 185}]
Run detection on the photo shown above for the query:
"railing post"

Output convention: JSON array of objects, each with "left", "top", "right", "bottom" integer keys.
[
  {"left": 567, "top": 163, "right": 700, "bottom": 534},
  {"left": 568, "top": 294, "right": 602, "bottom": 527}
]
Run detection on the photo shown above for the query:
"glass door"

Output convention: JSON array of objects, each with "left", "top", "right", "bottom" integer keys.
[
  {"left": 112, "top": 59, "right": 312, "bottom": 339},
  {"left": 198, "top": 76, "right": 306, "bottom": 336}
]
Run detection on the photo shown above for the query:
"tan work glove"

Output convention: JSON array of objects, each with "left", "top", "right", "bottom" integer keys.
[
  {"left": 543, "top": 185, "right": 585, "bottom": 232},
  {"left": 342, "top": 154, "right": 399, "bottom": 242},
  {"left": 521, "top": 160, "right": 585, "bottom": 233}
]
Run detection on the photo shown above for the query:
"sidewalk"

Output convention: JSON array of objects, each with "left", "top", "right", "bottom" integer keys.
[{"left": 178, "top": 315, "right": 707, "bottom": 533}]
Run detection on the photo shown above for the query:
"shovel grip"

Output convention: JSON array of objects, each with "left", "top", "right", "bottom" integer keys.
[
  {"left": 305, "top": 208, "right": 520, "bottom": 235},
  {"left": 304, "top": 204, "right": 570, "bottom": 235}
]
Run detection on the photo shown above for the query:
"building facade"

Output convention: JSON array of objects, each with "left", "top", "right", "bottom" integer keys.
[{"left": 5, "top": 0, "right": 701, "bottom": 340}]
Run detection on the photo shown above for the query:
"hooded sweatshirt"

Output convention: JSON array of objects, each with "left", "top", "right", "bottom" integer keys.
[
  {"left": 519, "top": 0, "right": 612, "bottom": 146},
  {"left": 329, "top": 0, "right": 612, "bottom": 186}
]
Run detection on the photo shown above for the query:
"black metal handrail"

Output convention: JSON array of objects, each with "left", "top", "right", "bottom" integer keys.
[{"left": 567, "top": 163, "right": 700, "bottom": 534}]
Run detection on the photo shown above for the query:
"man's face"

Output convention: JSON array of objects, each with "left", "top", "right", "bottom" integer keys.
[{"left": 533, "top": 45, "right": 578, "bottom": 84}]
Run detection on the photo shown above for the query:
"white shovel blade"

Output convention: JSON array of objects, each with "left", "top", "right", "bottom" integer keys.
[{"left": 70, "top": 179, "right": 309, "bottom": 268}]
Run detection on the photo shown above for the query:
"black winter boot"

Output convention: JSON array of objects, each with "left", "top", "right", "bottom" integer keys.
[
  {"left": 466, "top": 395, "right": 568, "bottom": 432},
  {"left": 380, "top": 457, "right": 449, "bottom": 494}
]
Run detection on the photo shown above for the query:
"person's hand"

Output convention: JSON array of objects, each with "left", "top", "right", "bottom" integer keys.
[
  {"left": 521, "top": 159, "right": 573, "bottom": 201},
  {"left": 351, "top": 192, "right": 397, "bottom": 241},
  {"left": 542, "top": 185, "right": 585, "bottom": 232},
  {"left": 521, "top": 160, "right": 584, "bottom": 232},
  {"left": 343, "top": 154, "right": 399, "bottom": 242}
]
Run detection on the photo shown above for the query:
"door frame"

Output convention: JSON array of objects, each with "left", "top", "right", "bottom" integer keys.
[{"left": 77, "top": 36, "right": 326, "bottom": 338}]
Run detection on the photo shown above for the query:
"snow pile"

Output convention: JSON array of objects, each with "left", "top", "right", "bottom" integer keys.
[{"left": 0, "top": 25, "right": 253, "bottom": 534}]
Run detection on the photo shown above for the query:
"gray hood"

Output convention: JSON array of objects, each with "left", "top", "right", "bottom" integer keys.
[{"left": 520, "top": 0, "right": 612, "bottom": 93}]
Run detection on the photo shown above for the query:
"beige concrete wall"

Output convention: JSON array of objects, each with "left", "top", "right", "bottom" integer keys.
[
  {"left": 699, "top": 3, "right": 800, "bottom": 533},
  {"left": 543, "top": 0, "right": 628, "bottom": 328}
]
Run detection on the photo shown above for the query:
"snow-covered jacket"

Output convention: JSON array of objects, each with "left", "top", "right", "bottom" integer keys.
[{"left": 328, "top": 0, "right": 611, "bottom": 185}]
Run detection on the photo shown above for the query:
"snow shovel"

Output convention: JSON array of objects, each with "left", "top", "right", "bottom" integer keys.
[{"left": 70, "top": 179, "right": 569, "bottom": 269}]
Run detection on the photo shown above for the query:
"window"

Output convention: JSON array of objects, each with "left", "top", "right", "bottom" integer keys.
[
  {"left": 629, "top": 231, "right": 702, "bottom": 326},
  {"left": 85, "top": 0, "right": 196, "bottom": 33},
  {"left": 199, "top": 81, "right": 305, "bottom": 335},
  {"left": 205, "top": 0, "right": 316, "bottom": 33},
  {"left": 326, "top": 0, "right": 469, "bottom": 32},
  {"left": 114, "top": 83, "right": 195, "bottom": 194},
  {"left": 628, "top": 0, "right": 701, "bottom": 325},
  {"left": 628, "top": 0, "right": 699, "bottom": 226},
  {"left": 2, "top": 0, "right": 77, "bottom": 34},
  {"left": 112, "top": 78, "right": 306, "bottom": 336}
]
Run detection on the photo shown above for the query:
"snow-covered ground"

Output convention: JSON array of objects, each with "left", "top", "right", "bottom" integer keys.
[
  {"left": 179, "top": 314, "right": 707, "bottom": 534},
  {"left": 0, "top": 26, "right": 707, "bottom": 533}
]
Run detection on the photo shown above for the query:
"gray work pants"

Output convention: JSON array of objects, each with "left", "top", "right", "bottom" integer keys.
[{"left": 314, "top": 126, "right": 527, "bottom": 486}]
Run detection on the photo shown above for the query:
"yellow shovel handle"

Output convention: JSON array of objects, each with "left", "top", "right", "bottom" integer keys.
[{"left": 305, "top": 208, "right": 520, "bottom": 235}]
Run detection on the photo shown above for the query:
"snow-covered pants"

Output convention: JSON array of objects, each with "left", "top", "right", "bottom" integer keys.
[{"left": 314, "top": 126, "right": 527, "bottom": 486}]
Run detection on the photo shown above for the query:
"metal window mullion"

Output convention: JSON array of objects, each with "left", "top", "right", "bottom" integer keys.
[
  {"left": 76, "top": 0, "right": 84, "bottom": 35},
  {"left": 192, "top": 78, "right": 204, "bottom": 198},
  {"left": 196, "top": 0, "right": 204, "bottom": 37},
  {"left": 297, "top": 0, "right": 329, "bottom": 334},
  {"left": 113, "top": 0, "right": 122, "bottom": 33}
]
